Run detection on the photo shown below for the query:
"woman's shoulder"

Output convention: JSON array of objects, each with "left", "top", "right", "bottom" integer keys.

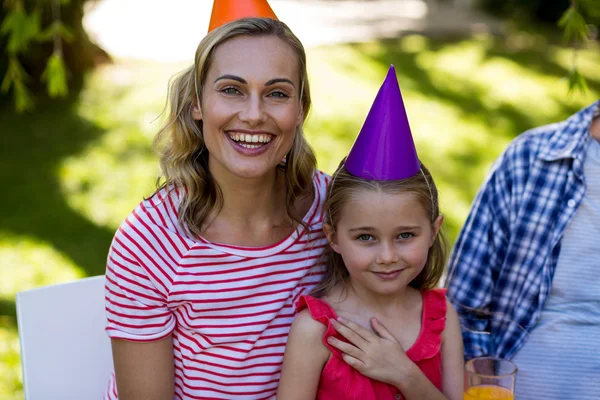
[
  {"left": 116, "top": 185, "right": 192, "bottom": 245},
  {"left": 313, "top": 170, "right": 331, "bottom": 196}
]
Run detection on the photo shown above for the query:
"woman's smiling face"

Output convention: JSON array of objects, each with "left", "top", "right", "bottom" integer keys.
[{"left": 193, "top": 34, "right": 303, "bottom": 180}]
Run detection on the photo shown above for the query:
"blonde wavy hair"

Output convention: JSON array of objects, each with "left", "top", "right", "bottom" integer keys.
[
  {"left": 153, "top": 18, "right": 316, "bottom": 238},
  {"left": 312, "top": 160, "right": 447, "bottom": 298}
]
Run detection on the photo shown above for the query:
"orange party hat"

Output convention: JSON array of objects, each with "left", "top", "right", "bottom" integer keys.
[{"left": 208, "top": 0, "right": 278, "bottom": 32}]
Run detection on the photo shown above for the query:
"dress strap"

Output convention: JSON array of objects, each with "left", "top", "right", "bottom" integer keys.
[
  {"left": 296, "top": 295, "right": 345, "bottom": 357},
  {"left": 406, "top": 288, "right": 447, "bottom": 361}
]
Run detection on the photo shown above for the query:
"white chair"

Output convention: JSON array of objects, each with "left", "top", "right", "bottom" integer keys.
[{"left": 16, "top": 275, "right": 114, "bottom": 400}]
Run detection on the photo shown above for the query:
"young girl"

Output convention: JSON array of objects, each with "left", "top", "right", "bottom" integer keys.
[{"left": 277, "top": 66, "right": 464, "bottom": 400}]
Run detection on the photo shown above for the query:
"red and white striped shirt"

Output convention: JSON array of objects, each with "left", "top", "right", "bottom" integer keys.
[{"left": 104, "top": 171, "right": 329, "bottom": 400}]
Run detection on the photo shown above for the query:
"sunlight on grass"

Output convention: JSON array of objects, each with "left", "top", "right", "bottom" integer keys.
[
  {"left": 552, "top": 46, "right": 600, "bottom": 82},
  {"left": 59, "top": 128, "right": 158, "bottom": 228},
  {"left": 0, "top": 233, "right": 84, "bottom": 299},
  {"left": 60, "top": 61, "right": 188, "bottom": 229},
  {"left": 0, "top": 323, "right": 21, "bottom": 400}
]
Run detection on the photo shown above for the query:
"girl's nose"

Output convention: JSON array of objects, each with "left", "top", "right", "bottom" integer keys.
[{"left": 376, "top": 242, "right": 399, "bottom": 265}]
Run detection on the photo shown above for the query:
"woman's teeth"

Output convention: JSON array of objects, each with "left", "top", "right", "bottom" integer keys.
[{"left": 229, "top": 133, "right": 272, "bottom": 149}]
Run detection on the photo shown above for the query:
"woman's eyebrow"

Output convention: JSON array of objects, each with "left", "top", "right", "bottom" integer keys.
[
  {"left": 215, "top": 75, "right": 295, "bottom": 87},
  {"left": 215, "top": 74, "right": 246, "bottom": 84},
  {"left": 265, "top": 78, "right": 294, "bottom": 87}
]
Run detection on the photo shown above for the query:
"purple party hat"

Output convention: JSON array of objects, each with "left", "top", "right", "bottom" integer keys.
[{"left": 345, "top": 65, "right": 420, "bottom": 181}]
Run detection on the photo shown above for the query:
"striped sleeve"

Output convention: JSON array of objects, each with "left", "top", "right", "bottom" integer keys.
[{"left": 105, "top": 209, "right": 177, "bottom": 342}]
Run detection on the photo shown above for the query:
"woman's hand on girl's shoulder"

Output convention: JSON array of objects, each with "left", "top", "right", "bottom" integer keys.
[
  {"left": 276, "top": 309, "right": 330, "bottom": 400},
  {"left": 441, "top": 299, "right": 465, "bottom": 400}
]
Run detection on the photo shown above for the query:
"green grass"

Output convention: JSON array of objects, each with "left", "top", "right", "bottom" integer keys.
[{"left": 1, "top": 32, "right": 599, "bottom": 398}]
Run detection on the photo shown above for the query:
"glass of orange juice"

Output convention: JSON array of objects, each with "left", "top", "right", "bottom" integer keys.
[{"left": 464, "top": 357, "right": 517, "bottom": 400}]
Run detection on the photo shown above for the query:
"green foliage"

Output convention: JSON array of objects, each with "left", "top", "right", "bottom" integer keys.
[
  {"left": 0, "top": 56, "right": 34, "bottom": 111},
  {"left": 0, "top": 8, "right": 41, "bottom": 53},
  {"left": 567, "top": 68, "right": 590, "bottom": 94},
  {"left": 558, "top": 6, "right": 590, "bottom": 42},
  {"left": 558, "top": 1, "right": 597, "bottom": 94},
  {"left": 37, "top": 21, "right": 74, "bottom": 43},
  {"left": 42, "top": 52, "right": 69, "bottom": 97},
  {"left": 0, "top": 0, "right": 72, "bottom": 111}
]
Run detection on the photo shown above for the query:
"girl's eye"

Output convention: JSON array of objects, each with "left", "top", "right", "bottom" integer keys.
[
  {"left": 398, "top": 232, "right": 414, "bottom": 240},
  {"left": 268, "top": 91, "right": 289, "bottom": 99},
  {"left": 221, "top": 87, "right": 240, "bottom": 95},
  {"left": 357, "top": 234, "right": 373, "bottom": 241}
]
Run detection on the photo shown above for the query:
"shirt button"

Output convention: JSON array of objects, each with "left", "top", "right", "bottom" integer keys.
[
  {"left": 395, "top": 394, "right": 401, "bottom": 400},
  {"left": 567, "top": 199, "right": 576, "bottom": 208}
]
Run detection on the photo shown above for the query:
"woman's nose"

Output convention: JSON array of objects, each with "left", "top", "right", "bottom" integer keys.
[{"left": 238, "top": 94, "right": 267, "bottom": 126}]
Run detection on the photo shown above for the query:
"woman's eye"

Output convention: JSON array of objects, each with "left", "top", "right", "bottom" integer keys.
[
  {"left": 221, "top": 87, "right": 240, "bottom": 95},
  {"left": 268, "top": 91, "right": 289, "bottom": 99},
  {"left": 357, "top": 234, "right": 373, "bottom": 241},
  {"left": 398, "top": 232, "right": 414, "bottom": 239}
]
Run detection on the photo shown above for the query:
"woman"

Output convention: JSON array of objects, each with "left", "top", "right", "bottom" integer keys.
[{"left": 104, "top": 15, "right": 329, "bottom": 400}]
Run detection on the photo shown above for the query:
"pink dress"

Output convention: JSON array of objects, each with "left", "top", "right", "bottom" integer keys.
[{"left": 296, "top": 289, "right": 447, "bottom": 400}]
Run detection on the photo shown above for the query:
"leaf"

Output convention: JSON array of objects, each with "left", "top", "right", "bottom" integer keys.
[
  {"left": 0, "top": 9, "right": 18, "bottom": 36},
  {"left": 14, "top": 80, "right": 35, "bottom": 112},
  {"left": 0, "top": 9, "right": 42, "bottom": 54},
  {"left": 41, "top": 52, "right": 69, "bottom": 97},
  {"left": 1, "top": 70, "right": 14, "bottom": 93},
  {"left": 1, "top": 56, "right": 30, "bottom": 93},
  {"left": 37, "top": 21, "right": 75, "bottom": 43},
  {"left": 567, "top": 68, "right": 589, "bottom": 95},
  {"left": 558, "top": 7, "right": 590, "bottom": 42}
]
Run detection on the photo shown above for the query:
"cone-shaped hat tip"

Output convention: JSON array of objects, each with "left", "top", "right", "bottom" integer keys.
[
  {"left": 209, "top": 0, "right": 278, "bottom": 32},
  {"left": 344, "top": 64, "right": 420, "bottom": 181}
]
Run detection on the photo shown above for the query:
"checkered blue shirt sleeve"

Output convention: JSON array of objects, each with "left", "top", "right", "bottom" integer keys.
[{"left": 446, "top": 151, "right": 514, "bottom": 359}]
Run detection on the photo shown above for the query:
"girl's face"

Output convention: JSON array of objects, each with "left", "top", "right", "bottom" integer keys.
[
  {"left": 192, "top": 35, "right": 303, "bottom": 180},
  {"left": 324, "top": 190, "right": 443, "bottom": 297}
]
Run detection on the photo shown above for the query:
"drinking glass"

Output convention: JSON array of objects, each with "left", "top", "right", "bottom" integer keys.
[{"left": 464, "top": 357, "right": 517, "bottom": 400}]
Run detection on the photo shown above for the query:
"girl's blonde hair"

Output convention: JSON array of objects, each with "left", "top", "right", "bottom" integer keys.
[
  {"left": 312, "top": 160, "right": 447, "bottom": 297},
  {"left": 152, "top": 18, "right": 316, "bottom": 238}
]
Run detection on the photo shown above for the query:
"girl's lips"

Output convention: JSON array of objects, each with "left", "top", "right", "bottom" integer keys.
[{"left": 372, "top": 269, "right": 404, "bottom": 280}]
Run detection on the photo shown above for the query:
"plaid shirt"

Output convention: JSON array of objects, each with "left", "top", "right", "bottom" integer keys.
[{"left": 446, "top": 101, "right": 600, "bottom": 360}]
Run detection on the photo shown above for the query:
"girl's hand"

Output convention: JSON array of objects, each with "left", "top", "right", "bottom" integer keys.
[{"left": 328, "top": 317, "right": 417, "bottom": 388}]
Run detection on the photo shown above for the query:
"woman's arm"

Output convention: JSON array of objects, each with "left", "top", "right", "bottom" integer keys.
[
  {"left": 277, "top": 310, "right": 330, "bottom": 400},
  {"left": 441, "top": 300, "right": 464, "bottom": 400},
  {"left": 111, "top": 335, "right": 174, "bottom": 400}
]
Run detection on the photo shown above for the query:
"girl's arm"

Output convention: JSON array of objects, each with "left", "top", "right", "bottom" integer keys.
[
  {"left": 111, "top": 335, "right": 174, "bottom": 400},
  {"left": 441, "top": 300, "right": 465, "bottom": 399},
  {"left": 277, "top": 309, "right": 330, "bottom": 400}
]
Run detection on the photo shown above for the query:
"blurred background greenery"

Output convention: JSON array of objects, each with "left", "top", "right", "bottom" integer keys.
[{"left": 1, "top": 0, "right": 599, "bottom": 398}]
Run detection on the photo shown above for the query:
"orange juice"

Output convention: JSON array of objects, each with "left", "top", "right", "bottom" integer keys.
[{"left": 464, "top": 385, "right": 514, "bottom": 400}]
